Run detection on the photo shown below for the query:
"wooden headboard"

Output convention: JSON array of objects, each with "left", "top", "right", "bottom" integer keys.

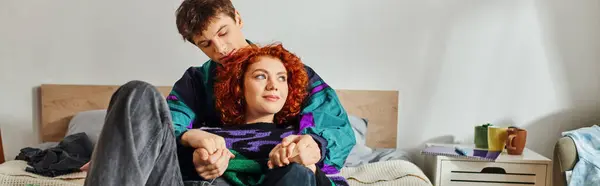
[{"left": 40, "top": 84, "right": 398, "bottom": 148}]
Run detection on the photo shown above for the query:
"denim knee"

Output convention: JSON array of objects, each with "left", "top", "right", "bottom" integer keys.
[
  {"left": 285, "top": 163, "right": 313, "bottom": 175},
  {"left": 262, "top": 163, "right": 316, "bottom": 186},
  {"left": 119, "top": 80, "right": 157, "bottom": 94}
]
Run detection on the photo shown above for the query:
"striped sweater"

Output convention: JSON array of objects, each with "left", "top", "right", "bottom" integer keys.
[{"left": 199, "top": 122, "right": 340, "bottom": 186}]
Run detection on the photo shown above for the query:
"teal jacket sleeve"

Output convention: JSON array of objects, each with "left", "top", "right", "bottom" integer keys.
[
  {"left": 167, "top": 67, "right": 202, "bottom": 138},
  {"left": 298, "top": 65, "right": 356, "bottom": 174},
  {"left": 168, "top": 61, "right": 218, "bottom": 141}
]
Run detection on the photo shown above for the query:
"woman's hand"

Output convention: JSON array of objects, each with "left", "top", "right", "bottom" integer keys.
[
  {"left": 193, "top": 148, "right": 235, "bottom": 180},
  {"left": 282, "top": 135, "right": 321, "bottom": 166},
  {"left": 268, "top": 135, "right": 321, "bottom": 169}
]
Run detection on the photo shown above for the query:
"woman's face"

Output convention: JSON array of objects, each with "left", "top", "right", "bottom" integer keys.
[{"left": 243, "top": 56, "right": 289, "bottom": 118}]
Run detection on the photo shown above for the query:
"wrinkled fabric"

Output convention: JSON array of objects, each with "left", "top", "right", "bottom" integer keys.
[
  {"left": 344, "top": 116, "right": 411, "bottom": 167},
  {"left": 83, "top": 80, "right": 184, "bottom": 186},
  {"left": 562, "top": 125, "right": 600, "bottom": 186},
  {"left": 15, "top": 133, "right": 93, "bottom": 177}
]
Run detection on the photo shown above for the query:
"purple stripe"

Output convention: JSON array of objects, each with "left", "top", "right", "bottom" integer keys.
[
  {"left": 166, "top": 94, "right": 178, "bottom": 101},
  {"left": 186, "top": 120, "right": 193, "bottom": 129},
  {"left": 212, "top": 129, "right": 261, "bottom": 136},
  {"left": 199, "top": 129, "right": 272, "bottom": 148},
  {"left": 223, "top": 131, "right": 271, "bottom": 149},
  {"left": 327, "top": 176, "right": 348, "bottom": 186},
  {"left": 244, "top": 140, "right": 280, "bottom": 152},
  {"left": 280, "top": 131, "right": 294, "bottom": 138},
  {"left": 298, "top": 113, "right": 315, "bottom": 134},
  {"left": 310, "top": 83, "right": 329, "bottom": 95},
  {"left": 320, "top": 163, "right": 340, "bottom": 174}
]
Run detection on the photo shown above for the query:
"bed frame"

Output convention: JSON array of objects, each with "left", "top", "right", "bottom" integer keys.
[{"left": 39, "top": 84, "right": 398, "bottom": 148}]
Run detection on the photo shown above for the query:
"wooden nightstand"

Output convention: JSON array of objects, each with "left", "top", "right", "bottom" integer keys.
[{"left": 423, "top": 143, "right": 552, "bottom": 186}]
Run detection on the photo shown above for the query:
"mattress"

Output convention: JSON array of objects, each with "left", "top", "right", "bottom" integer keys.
[{"left": 0, "top": 160, "right": 85, "bottom": 186}]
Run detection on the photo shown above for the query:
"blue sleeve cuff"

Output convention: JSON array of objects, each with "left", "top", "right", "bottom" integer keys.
[{"left": 308, "top": 134, "right": 328, "bottom": 163}]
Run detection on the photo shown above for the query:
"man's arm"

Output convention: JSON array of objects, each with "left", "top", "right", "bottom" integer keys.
[
  {"left": 298, "top": 65, "right": 356, "bottom": 174},
  {"left": 170, "top": 64, "right": 232, "bottom": 180},
  {"left": 168, "top": 67, "right": 202, "bottom": 140}
]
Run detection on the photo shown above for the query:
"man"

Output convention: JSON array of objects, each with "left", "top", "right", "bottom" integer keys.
[{"left": 171, "top": 0, "right": 355, "bottom": 184}]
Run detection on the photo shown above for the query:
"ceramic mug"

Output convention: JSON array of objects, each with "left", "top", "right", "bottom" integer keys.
[
  {"left": 506, "top": 127, "right": 527, "bottom": 155},
  {"left": 487, "top": 126, "right": 508, "bottom": 151},
  {"left": 474, "top": 124, "right": 492, "bottom": 148}
]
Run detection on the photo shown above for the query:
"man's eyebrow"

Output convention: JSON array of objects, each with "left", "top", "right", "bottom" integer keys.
[{"left": 196, "top": 25, "right": 228, "bottom": 45}]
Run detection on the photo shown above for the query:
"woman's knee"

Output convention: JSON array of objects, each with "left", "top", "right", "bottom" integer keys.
[
  {"left": 284, "top": 163, "right": 312, "bottom": 174},
  {"left": 263, "top": 163, "right": 316, "bottom": 186}
]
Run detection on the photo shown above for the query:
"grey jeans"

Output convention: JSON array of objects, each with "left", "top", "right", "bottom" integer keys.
[{"left": 83, "top": 81, "right": 230, "bottom": 186}]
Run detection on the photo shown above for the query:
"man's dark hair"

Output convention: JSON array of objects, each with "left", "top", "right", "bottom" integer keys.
[{"left": 176, "top": 0, "right": 236, "bottom": 44}]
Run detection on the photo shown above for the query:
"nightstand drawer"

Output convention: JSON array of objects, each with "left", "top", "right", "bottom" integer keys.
[{"left": 440, "top": 160, "right": 547, "bottom": 186}]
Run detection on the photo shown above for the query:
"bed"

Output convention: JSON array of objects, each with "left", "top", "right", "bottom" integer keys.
[{"left": 0, "top": 84, "right": 432, "bottom": 186}]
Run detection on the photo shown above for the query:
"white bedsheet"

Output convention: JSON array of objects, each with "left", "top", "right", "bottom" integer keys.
[{"left": 0, "top": 160, "right": 85, "bottom": 186}]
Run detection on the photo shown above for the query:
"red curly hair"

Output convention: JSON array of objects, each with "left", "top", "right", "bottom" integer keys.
[{"left": 214, "top": 43, "right": 308, "bottom": 125}]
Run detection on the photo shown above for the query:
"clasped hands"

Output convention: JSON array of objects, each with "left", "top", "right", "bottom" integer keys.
[{"left": 185, "top": 129, "right": 321, "bottom": 179}]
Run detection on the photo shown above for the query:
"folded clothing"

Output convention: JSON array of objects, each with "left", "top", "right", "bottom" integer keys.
[{"left": 15, "top": 133, "right": 93, "bottom": 177}]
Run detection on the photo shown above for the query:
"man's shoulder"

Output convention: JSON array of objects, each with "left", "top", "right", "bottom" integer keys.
[
  {"left": 302, "top": 63, "right": 317, "bottom": 75},
  {"left": 182, "top": 60, "right": 216, "bottom": 76}
]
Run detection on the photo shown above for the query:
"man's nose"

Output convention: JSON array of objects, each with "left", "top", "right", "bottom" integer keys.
[{"left": 213, "top": 40, "right": 228, "bottom": 55}]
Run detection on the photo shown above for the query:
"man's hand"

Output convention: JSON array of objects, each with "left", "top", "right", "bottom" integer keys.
[
  {"left": 268, "top": 135, "right": 321, "bottom": 168},
  {"left": 182, "top": 129, "right": 226, "bottom": 154},
  {"left": 193, "top": 148, "right": 235, "bottom": 179}
]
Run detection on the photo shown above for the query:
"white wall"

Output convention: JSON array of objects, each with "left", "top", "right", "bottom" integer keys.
[{"left": 1, "top": 0, "right": 599, "bottom": 168}]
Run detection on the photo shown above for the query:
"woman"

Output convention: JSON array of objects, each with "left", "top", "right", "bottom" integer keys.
[
  {"left": 178, "top": 43, "right": 335, "bottom": 186},
  {"left": 84, "top": 44, "right": 342, "bottom": 186}
]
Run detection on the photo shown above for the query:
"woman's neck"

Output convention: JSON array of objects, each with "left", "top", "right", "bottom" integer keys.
[{"left": 245, "top": 113, "right": 275, "bottom": 124}]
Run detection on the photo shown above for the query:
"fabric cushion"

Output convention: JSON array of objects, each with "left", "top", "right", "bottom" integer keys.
[
  {"left": 348, "top": 115, "right": 368, "bottom": 145},
  {"left": 344, "top": 115, "right": 412, "bottom": 167},
  {"left": 66, "top": 109, "right": 107, "bottom": 146}
]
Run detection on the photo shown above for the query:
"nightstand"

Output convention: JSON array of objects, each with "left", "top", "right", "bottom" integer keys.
[{"left": 423, "top": 143, "right": 552, "bottom": 186}]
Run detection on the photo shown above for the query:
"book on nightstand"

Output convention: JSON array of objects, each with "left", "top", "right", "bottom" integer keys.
[{"left": 420, "top": 145, "right": 501, "bottom": 161}]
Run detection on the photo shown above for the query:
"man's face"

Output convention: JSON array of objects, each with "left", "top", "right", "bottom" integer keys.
[{"left": 192, "top": 12, "right": 249, "bottom": 63}]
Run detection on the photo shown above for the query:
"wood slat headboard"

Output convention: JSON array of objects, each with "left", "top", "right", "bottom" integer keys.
[{"left": 40, "top": 84, "right": 398, "bottom": 148}]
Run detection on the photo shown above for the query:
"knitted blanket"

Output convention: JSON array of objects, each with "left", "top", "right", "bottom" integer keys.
[{"left": 339, "top": 160, "right": 432, "bottom": 186}]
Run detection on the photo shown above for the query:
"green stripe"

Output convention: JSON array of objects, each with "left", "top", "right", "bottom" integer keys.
[
  {"left": 311, "top": 80, "right": 324, "bottom": 89},
  {"left": 167, "top": 91, "right": 195, "bottom": 137},
  {"left": 223, "top": 150, "right": 265, "bottom": 186}
]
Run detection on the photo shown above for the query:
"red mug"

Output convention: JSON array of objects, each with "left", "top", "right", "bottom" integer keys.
[{"left": 506, "top": 128, "right": 527, "bottom": 155}]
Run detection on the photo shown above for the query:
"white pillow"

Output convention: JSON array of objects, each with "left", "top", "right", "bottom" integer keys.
[
  {"left": 66, "top": 109, "right": 107, "bottom": 146},
  {"left": 348, "top": 115, "right": 368, "bottom": 145}
]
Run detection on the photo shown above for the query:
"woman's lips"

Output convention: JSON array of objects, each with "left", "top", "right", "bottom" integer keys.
[{"left": 263, "top": 95, "right": 280, "bottom": 102}]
